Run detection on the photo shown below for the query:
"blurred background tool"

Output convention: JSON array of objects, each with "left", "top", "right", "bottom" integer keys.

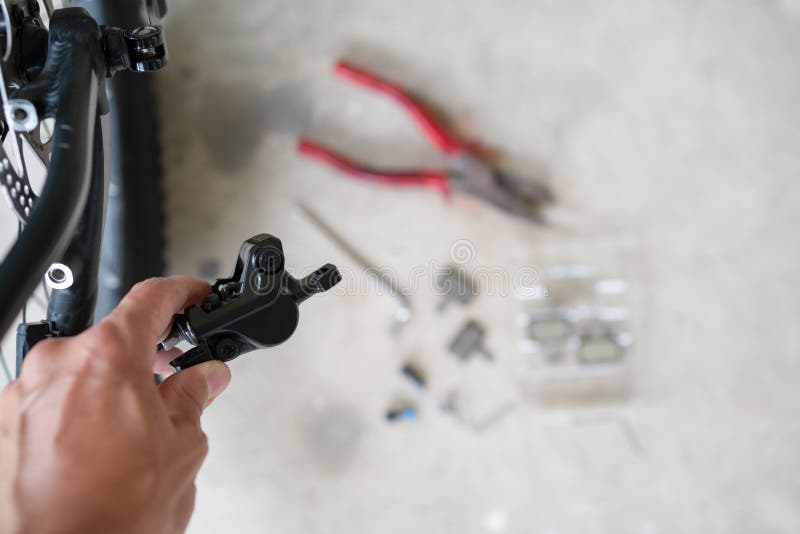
[
  {"left": 435, "top": 265, "right": 476, "bottom": 312},
  {"left": 449, "top": 319, "right": 493, "bottom": 361},
  {"left": 400, "top": 361, "right": 426, "bottom": 389},
  {"left": 298, "top": 61, "right": 551, "bottom": 224},
  {"left": 385, "top": 404, "right": 418, "bottom": 422},
  {"left": 294, "top": 202, "right": 411, "bottom": 334},
  {"left": 516, "top": 256, "right": 635, "bottom": 403},
  {"left": 472, "top": 403, "right": 516, "bottom": 435},
  {"left": 440, "top": 390, "right": 514, "bottom": 435}
]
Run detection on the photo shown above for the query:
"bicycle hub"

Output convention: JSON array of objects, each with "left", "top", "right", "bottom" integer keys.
[{"left": 160, "top": 234, "right": 341, "bottom": 371}]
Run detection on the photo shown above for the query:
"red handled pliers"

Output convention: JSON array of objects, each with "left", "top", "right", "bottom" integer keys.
[{"left": 298, "top": 61, "right": 551, "bottom": 223}]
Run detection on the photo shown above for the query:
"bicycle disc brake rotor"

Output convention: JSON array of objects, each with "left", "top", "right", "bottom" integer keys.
[{"left": 0, "top": 0, "right": 54, "bottom": 222}]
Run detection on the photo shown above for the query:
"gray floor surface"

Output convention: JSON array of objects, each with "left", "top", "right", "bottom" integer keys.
[
  {"left": 3, "top": 1, "right": 798, "bottom": 533},
  {"left": 155, "top": 2, "right": 800, "bottom": 533}
]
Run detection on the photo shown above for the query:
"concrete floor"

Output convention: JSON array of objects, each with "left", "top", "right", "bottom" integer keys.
[
  {"left": 2, "top": 0, "right": 797, "bottom": 533},
  {"left": 155, "top": 1, "right": 800, "bottom": 533}
]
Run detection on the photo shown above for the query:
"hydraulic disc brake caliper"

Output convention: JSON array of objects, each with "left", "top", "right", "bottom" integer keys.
[{"left": 158, "top": 234, "right": 341, "bottom": 371}]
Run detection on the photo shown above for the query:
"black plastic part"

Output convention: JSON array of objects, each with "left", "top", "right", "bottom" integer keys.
[
  {"left": 19, "top": 17, "right": 49, "bottom": 81},
  {"left": 291, "top": 263, "right": 342, "bottom": 304},
  {"left": 167, "top": 234, "right": 341, "bottom": 371},
  {"left": 104, "top": 24, "right": 167, "bottom": 75},
  {"left": 101, "top": 27, "right": 129, "bottom": 74},
  {"left": 15, "top": 321, "right": 60, "bottom": 378},
  {"left": 168, "top": 345, "right": 214, "bottom": 370}
]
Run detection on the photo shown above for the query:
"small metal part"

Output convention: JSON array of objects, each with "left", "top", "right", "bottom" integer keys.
[
  {"left": 157, "top": 315, "right": 196, "bottom": 352},
  {"left": 389, "top": 305, "right": 412, "bottom": 335},
  {"left": 400, "top": 362, "right": 425, "bottom": 389},
  {"left": 44, "top": 263, "right": 73, "bottom": 290},
  {"left": 103, "top": 25, "right": 167, "bottom": 76},
  {"left": 385, "top": 405, "right": 418, "bottom": 422},
  {"left": 295, "top": 202, "right": 411, "bottom": 334},
  {"left": 156, "top": 336, "right": 178, "bottom": 352},
  {"left": 124, "top": 26, "right": 167, "bottom": 72},
  {"left": 449, "top": 153, "right": 550, "bottom": 224},
  {"left": 435, "top": 265, "right": 476, "bottom": 312},
  {"left": 6, "top": 99, "right": 38, "bottom": 132},
  {"left": 449, "top": 319, "right": 492, "bottom": 361},
  {"left": 439, "top": 390, "right": 514, "bottom": 435}
]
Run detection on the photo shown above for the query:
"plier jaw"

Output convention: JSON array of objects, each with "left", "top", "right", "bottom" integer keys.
[
  {"left": 446, "top": 153, "right": 552, "bottom": 223},
  {"left": 298, "top": 60, "right": 551, "bottom": 224}
]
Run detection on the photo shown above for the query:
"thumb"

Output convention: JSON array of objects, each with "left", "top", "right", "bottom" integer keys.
[{"left": 159, "top": 361, "right": 231, "bottom": 423}]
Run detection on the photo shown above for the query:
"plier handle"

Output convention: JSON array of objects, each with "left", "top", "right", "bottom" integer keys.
[
  {"left": 333, "top": 61, "right": 464, "bottom": 155},
  {"left": 298, "top": 138, "right": 451, "bottom": 197},
  {"left": 299, "top": 61, "right": 460, "bottom": 197},
  {"left": 298, "top": 61, "right": 550, "bottom": 223}
]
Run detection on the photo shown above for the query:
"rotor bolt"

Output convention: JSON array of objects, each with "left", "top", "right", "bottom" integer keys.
[{"left": 6, "top": 99, "right": 38, "bottom": 132}]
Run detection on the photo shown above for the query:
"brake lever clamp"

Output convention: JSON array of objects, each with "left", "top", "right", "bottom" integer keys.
[{"left": 159, "top": 234, "right": 341, "bottom": 371}]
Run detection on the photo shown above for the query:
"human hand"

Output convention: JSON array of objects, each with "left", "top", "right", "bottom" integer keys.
[{"left": 0, "top": 276, "right": 231, "bottom": 534}]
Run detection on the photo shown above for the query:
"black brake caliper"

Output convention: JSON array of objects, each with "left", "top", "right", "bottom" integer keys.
[{"left": 159, "top": 234, "right": 341, "bottom": 371}]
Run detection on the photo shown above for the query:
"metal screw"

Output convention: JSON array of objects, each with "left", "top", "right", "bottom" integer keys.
[
  {"left": 45, "top": 263, "right": 73, "bottom": 290},
  {"left": 217, "top": 339, "right": 239, "bottom": 361},
  {"left": 6, "top": 99, "right": 38, "bottom": 132}
]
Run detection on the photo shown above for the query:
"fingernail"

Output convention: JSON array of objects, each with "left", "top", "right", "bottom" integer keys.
[{"left": 204, "top": 362, "right": 231, "bottom": 401}]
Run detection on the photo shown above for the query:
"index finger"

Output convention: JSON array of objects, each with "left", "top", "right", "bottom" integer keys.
[{"left": 107, "top": 276, "right": 211, "bottom": 356}]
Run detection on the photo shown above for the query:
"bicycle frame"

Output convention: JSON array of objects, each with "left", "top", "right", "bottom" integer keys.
[
  {"left": 0, "top": 2, "right": 170, "bottom": 375},
  {"left": 0, "top": 8, "right": 108, "bottom": 342}
]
